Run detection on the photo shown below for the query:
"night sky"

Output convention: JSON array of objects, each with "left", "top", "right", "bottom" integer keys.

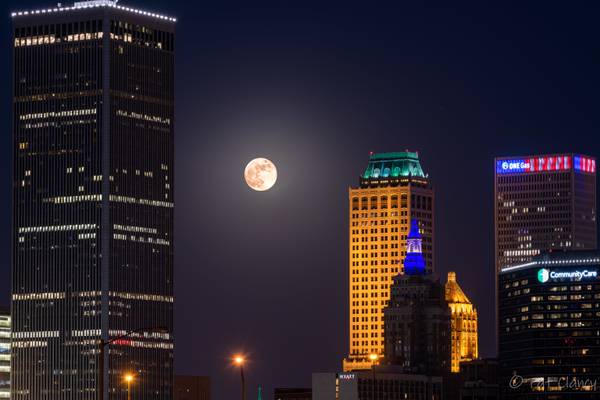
[{"left": 1, "top": 2, "right": 599, "bottom": 399}]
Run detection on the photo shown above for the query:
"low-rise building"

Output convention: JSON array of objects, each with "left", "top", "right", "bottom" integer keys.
[
  {"left": 312, "top": 370, "right": 442, "bottom": 400},
  {"left": 459, "top": 359, "right": 498, "bottom": 400},
  {"left": 274, "top": 387, "right": 311, "bottom": 400}
]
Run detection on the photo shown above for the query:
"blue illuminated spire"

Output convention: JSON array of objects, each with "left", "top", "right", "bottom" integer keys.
[
  {"left": 403, "top": 219, "right": 426, "bottom": 275},
  {"left": 258, "top": 386, "right": 262, "bottom": 400}
]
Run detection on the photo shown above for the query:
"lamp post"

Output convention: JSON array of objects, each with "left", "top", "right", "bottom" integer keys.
[
  {"left": 124, "top": 374, "right": 134, "bottom": 400},
  {"left": 97, "top": 326, "right": 167, "bottom": 400},
  {"left": 369, "top": 354, "right": 379, "bottom": 400},
  {"left": 233, "top": 355, "right": 246, "bottom": 400}
]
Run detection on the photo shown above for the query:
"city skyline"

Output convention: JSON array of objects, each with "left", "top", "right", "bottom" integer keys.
[{"left": 0, "top": 1, "right": 599, "bottom": 399}]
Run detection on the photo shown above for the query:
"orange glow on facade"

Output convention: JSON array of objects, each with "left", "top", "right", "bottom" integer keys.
[
  {"left": 445, "top": 272, "right": 478, "bottom": 373},
  {"left": 344, "top": 152, "right": 434, "bottom": 371}
]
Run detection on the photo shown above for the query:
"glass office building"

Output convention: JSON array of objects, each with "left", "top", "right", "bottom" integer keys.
[
  {"left": 494, "top": 153, "right": 596, "bottom": 274},
  {"left": 0, "top": 308, "right": 10, "bottom": 399},
  {"left": 499, "top": 251, "right": 600, "bottom": 399},
  {"left": 11, "top": 1, "right": 175, "bottom": 398}
]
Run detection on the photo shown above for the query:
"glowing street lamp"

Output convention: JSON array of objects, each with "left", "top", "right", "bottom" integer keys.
[
  {"left": 97, "top": 326, "right": 167, "bottom": 400},
  {"left": 124, "top": 374, "right": 135, "bottom": 400},
  {"left": 233, "top": 355, "right": 246, "bottom": 400}
]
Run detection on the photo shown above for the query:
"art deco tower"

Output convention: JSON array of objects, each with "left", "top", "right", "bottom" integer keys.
[
  {"left": 383, "top": 224, "right": 478, "bottom": 375},
  {"left": 383, "top": 220, "right": 450, "bottom": 375},
  {"left": 445, "top": 272, "right": 478, "bottom": 373},
  {"left": 11, "top": 1, "right": 175, "bottom": 398},
  {"left": 344, "top": 152, "right": 434, "bottom": 371}
]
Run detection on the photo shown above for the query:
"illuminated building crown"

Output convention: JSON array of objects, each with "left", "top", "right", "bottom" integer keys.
[
  {"left": 362, "top": 151, "right": 426, "bottom": 180},
  {"left": 403, "top": 219, "right": 426, "bottom": 275}
]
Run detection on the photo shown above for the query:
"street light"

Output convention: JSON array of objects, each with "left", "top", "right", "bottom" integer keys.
[
  {"left": 369, "top": 354, "right": 379, "bottom": 400},
  {"left": 233, "top": 355, "right": 246, "bottom": 400},
  {"left": 124, "top": 374, "right": 134, "bottom": 400},
  {"left": 97, "top": 326, "right": 168, "bottom": 400}
]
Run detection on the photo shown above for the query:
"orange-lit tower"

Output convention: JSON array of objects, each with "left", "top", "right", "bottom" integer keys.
[
  {"left": 344, "top": 151, "right": 434, "bottom": 371},
  {"left": 445, "top": 272, "right": 478, "bottom": 373}
]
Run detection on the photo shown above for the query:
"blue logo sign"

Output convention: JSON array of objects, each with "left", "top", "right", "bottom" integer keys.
[{"left": 497, "top": 159, "right": 531, "bottom": 174}]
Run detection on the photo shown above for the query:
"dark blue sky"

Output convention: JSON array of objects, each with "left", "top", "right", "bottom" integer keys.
[{"left": 1, "top": 1, "right": 599, "bottom": 399}]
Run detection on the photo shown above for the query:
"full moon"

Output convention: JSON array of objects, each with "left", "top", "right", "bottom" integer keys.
[{"left": 244, "top": 158, "right": 278, "bottom": 191}]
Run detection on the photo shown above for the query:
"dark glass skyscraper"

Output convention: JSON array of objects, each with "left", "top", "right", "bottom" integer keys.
[
  {"left": 499, "top": 251, "right": 600, "bottom": 399},
  {"left": 494, "top": 153, "right": 597, "bottom": 348},
  {"left": 0, "top": 307, "right": 9, "bottom": 400},
  {"left": 11, "top": 1, "right": 175, "bottom": 398},
  {"left": 494, "top": 153, "right": 597, "bottom": 273}
]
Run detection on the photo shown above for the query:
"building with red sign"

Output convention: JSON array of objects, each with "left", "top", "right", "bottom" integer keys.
[
  {"left": 495, "top": 153, "right": 597, "bottom": 274},
  {"left": 494, "top": 152, "right": 597, "bottom": 353}
]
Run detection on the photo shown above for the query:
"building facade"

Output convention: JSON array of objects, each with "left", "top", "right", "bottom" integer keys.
[
  {"left": 312, "top": 371, "right": 442, "bottom": 400},
  {"left": 499, "top": 251, "right": 600, "bottom": 399},
  {"left": 174, "top": 376, "right": 210, "bottom": 400},
  {"left": 345, "top": 152, "right": 434, "bottom": 371},
  {"left": 0, "top": 308, "right": 10, "bottom": 399},
  {"left": 445, "top": 272, "right": 478, "bottom": 373},
  {"left": 459, "top": 359, "right": 498, "bottom": 400},
  {"left": 274, "top": 388, "right": 311, "bottom": 400},
  {"left": 383, "top": 272, "right": 450, "bottom": 375},
  {"left": 383, "top": 219, "right": 450, "bottom": 375},
  {"left": 11, "top": 1, "right": 175, "bottom": 399},
  {"left": 494, "top": 153, "right": 596, "bottom": 272}
]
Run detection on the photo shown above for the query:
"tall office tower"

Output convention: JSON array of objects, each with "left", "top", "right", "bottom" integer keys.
[
  {"left": 445, "top": 272, "right": 478, "bottom": 373},
  {"left": 494, "top": 154, "right": 597, "bottom": 273},
  {"left": 344, "top": 152, "right": 434, "bottom": 371},
  {"left": 383, "top": 221, "right": 450, "bottom": 376},
  {"left": 0, "top": 307, "right": 10, "bottom": 399},
  {"left": 499, "top": 251, "right": 600, "bottom": 399},
  {"left": 11, "top": 1, "right": 175, "bottom": 399},
  {"left": 494, "top": 154, "right": 596, "bottom": 348}
]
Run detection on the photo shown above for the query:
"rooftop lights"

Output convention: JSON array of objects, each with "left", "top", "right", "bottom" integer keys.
[
  {"left": 11, "top": 1, "right": 176, "bottom": 22},
  {"left": 501, "top": 257, "right": 600, "bottom": 273}
]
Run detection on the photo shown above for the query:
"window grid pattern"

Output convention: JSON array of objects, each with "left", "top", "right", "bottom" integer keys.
[{"left": 12, "top": 8, "right": 174, "bottom": 400}]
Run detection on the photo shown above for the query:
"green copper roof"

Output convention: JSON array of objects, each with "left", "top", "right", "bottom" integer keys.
[{"left": 362, "top": 151, "right": 426, "bottom": 179}]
